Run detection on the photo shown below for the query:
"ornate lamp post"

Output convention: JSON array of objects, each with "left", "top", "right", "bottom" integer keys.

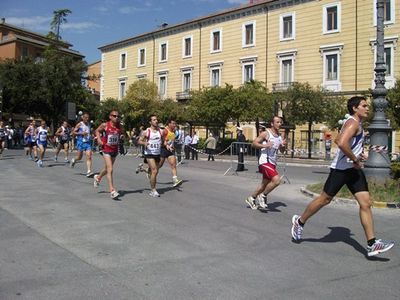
[{"left": 364, "top": 0, "right": 392, "bottom": 179}]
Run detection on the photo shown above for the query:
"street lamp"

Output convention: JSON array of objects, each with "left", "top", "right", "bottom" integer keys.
[{"left": 364, "top": 0, "right": 392, "bottom": 180}]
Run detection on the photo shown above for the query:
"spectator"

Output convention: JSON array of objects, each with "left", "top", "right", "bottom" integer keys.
[
  {"left": 236, "top": 127, "right": 246, "bottom": 171},
  {"left": 190, "top": 131, "right": 199, "bottom": 160},
  {"left": 204, "top": 132, "right": 217, "bottom": 161},
  {"left": 184, "top": 133, "right": 192, "bottom": 160}
]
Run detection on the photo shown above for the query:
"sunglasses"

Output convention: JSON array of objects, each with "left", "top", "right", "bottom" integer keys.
[{"left": 111, "top": 114, "right": 120, "bottom": 118}]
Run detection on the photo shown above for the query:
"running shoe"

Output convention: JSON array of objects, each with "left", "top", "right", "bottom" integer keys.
[
  {"left": 37, "top": 160, "right": 43, "bottom": 168},
  {"left": 149, "top": 190, "right": 160, "bottom": 197},
  {"left": 135, "top": 163, "right": 143, "bottom": 174},
  {"left": 70, "top": 158, "right": 76, "bottom": 168},
  {"left": 86, "top": 171, "right": 94, "bottom": 178},
  {"left": 291, "top": 215, "right": 303, "bottom": 241},
  {"left": 34, "top": 157, "right": 39, "bottom": 162},
  {"left": 93, "top": 175, "right": 100, "bottom": 188},
  {"left": 173, "top": 178, "right": 183, "bottom": 187},
  {"left": 245, "top": 196, "right": 257, "bottom": 210},
  {"left": 64, "top": 159, "right": 70, "bottom": 163},
  {"left": 257, "top": 193, "right": 268, "bottom": 209},
  {"left": 53, "top": 156, "right": 58, "bottom": 162},
  {"left": 367, "top": 239, "right": 395, "bottom": 257},
  {"left": 110, "top": 190, "right": 120, "bottom": 200}
]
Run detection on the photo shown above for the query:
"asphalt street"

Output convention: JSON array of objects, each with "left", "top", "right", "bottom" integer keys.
[{"left": 0, "top": 149, "right": 399, "bottom": 300}]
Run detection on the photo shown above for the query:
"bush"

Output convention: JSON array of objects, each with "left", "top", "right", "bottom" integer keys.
[{"left": 390, "top": 162, "right": 400, "bottom": 180}]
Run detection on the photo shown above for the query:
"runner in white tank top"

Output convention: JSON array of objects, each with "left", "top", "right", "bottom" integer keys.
[{"left": 245, "top": 116, "right": 286, "bottom": 210}]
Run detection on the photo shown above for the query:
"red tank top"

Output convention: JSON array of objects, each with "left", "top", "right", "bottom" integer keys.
[{"left": 102, "top": 121, "right": 121, "bottom": 153}]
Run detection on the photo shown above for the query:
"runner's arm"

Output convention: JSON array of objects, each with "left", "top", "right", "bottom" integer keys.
[
  {"left": 252, "top": 131, "right": 271, "bottom": 149},
  {"left": 335, "top": 119, "right": 360, "bottom": 163},
  {"left": 95, "top": 123, "right": 106, "bottom": 146}
]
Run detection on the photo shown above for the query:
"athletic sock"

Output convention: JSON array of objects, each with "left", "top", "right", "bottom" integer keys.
[
  {"left": 298, "top": 218, "right": 305, "bottom": 227},
  {"left": 367, "top": 238, "right": 376, "bottom": 247}
]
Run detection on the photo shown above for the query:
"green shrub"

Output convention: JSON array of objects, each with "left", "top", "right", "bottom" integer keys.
[{"left": 391, "top": 162, "right": 400, "bottom": 180}]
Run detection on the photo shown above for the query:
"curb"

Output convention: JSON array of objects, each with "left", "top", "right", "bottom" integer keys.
[{"left": 300, "top": 187, "right": 400, "bottom": 209}]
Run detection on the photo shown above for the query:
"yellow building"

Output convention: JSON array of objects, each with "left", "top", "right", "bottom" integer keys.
[{"left": 99, "top": 0, "right": 400, "bottom": 154}]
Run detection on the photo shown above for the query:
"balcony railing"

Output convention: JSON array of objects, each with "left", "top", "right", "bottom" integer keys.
[
  {"left": 176, "top": 91, "right": 192, "bottom": 101},
  {"left": 272, "top": 82, "right": 296, "bottom": 92}
]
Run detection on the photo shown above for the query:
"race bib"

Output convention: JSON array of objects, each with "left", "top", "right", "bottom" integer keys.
[
  {"left": 107, "top": 134, "right": 119, "bottom": 145},
  {"left": 149, "top": 143, "right": 160, "bottom": 149},
  {"left": 40, "top": 134, "right": 47, "bottom": 142}
]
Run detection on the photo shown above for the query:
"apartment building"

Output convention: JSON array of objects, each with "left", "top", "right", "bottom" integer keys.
[
  {"left": 99, "top": 0, "right": 399, "bottom": 151},
  {"left": 0, "top": 19, "right": 84, "bottom": 61}
]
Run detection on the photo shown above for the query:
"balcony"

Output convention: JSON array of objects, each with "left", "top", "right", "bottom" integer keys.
[
  {"left": 272, "top": 82, "right": 296, "bottom": 92},
  {"left": 176, "top": 91, "right": 192, "bottom": 102}
]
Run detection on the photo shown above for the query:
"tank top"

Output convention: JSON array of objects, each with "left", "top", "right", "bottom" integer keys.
[
  {"left": 26, "top": 126, "right": 36, "bottom": 142},
  {"left": 102, "top": 121, "right": 121, "bottom": 153},
  {"left": 77, "top": 122, "right": 91, "bottom": 143},
  {"left": 163, "top": 127, "right": 176, "bottom": 148},
  {"left": 37, "top": 127, "right": 48, "bottom": 143},
  {"left": 259, "top": 129, "right": 283, "bottom": 166},
  {"left": 60, "top": 126, "right": 71, "bottom": 141},
  {"left": 330, "top": 116, "right": 364, "bottom": 170},
  {"left": 144, "top": 128, "right": 162, "bottom": 155}
]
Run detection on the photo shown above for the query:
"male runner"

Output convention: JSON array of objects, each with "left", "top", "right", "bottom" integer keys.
[
  {"left": 0, "top": 121, "right": 6, "bottom": 158},
  {"left": 35, "top": 120, "right": 50, "bottom": 167},
  {"left": 245, "top": 116, "right": 286, "bottom": 209},
  {"left": 70, "top": 112, "right": 94, "bottom": 177},
  {"left": 24, "top": 120, "right": 38, "bottom": 161},
  {"left": 93, "top": 111, "right": 123, "bottom": 200},
  {"left": 159, "top": 119, "right": 183, "bottom": 187},
  {"left": 137, "top": 115, "right": 162, "bottom": 197},
  {"left": 54, "top": 121, "right": 71, "bottom": 163},
  {"left": 291, "top": 96, "right": 394, "bottom": 257}
]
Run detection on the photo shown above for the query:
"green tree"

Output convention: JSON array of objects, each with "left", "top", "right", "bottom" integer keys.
[
  {"left": 387, "top": 79, "right": 400, "bottom": 130},
  {"left": 50, "top": 9, "right": 72, "bottom": 41}
]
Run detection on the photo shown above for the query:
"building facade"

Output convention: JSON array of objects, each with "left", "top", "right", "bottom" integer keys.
[
  {"left": 86, "top": 60, "right": 101, "bottom": 101},
  {"left": 99, "top": 0, "right": 399, "bottom": 152}
]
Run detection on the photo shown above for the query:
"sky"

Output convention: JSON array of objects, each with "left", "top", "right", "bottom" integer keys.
[{"left": 1, "top": 0, "right": 248, "bottom": 64}]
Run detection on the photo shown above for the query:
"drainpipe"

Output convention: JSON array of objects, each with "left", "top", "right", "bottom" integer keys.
[{"left": 198, "top": 22, "right": 202, "bottom": 90}]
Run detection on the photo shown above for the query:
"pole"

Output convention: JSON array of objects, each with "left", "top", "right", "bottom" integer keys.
[{"left": 364, "top": 0, "right": 392, "bottom": 180}]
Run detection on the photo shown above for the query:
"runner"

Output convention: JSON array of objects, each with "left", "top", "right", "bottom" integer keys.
[
  {"left": 70, "top": 112, "right": 94, "bottom": 177},
  {"left": 24, "top": 120, "right": 38, "bottom": 161},
  {"left": 0, "top": 121, "right": 6, "bottom": 158},
  {"left": 291, "top": 96, "right": 394, "bottom": 257},
  {"left": 35, "top": 120, "right": 50, "bottom": 167},
  {"left": 245, "top": 116, "right": 286, "bottom": 210},
  {"left": 93, "top": 111, "right": 123, "bottom": 200},
  {"left": 137, "top": 115, "right": 162, "bottom": 197},
  {"left": 159, "top": 119, "right": 183, "bottom": 187},
  {"left": 54, "top": 121, "right": 71, "bottom": 163}
]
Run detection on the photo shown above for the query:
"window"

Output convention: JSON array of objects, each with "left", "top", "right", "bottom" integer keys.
[
  {"left": 21, "top": 46, "right": 29, "bottom": 58},
  {"left": 119, "top": 52, "right": 127, "bottom": 70},
  {"left": 281, "top": 59, "right": 293, "bottom": 83},
  {"left": 183, "top": 36, "right": 192, "bottom": 58},
  {"left": 370, "top": 37, "right": 397, "bottom": 88},
  {"left": 159, "top": 75, "right": 167, "bottom": 99},
  {"left": 136, "top": 73, "right": 147, "bottom": 80},
  {"left": 159, "top": 42, "right": 168, "bottom": 62},
  {"left": 210, "top": 29, "right": 222, "bottom": 53},
  {"left": 119, "top": 80, "right": 126, "bottom": 100},
  {"left": 183, "top": 72, "right": 191, "bottom": 91},
  {"left": 323, "top": 3, "right": 341, "bottom": 34},
  {"left": 138, "top": 48, "right": 146, "bottom": 66},
  {"left": 242, "top": 21, "right": 256, "bottom": 47},
  {"left": 240, "top": 56, "right": 257, "bottom": 83},
  {"left": 320, "top": 44, "right": 343, "bottom": 91},
  {"left": 373, "top": 0, "right": 395, "bottom": 25},
  {"left": 211, "top": 69, "right": 220, "bottom": 87},
  {"left": 280, "top": 13, "right": 295, "bottom": 41},
  {"left": 384, "top": 46, "right": 392, "bottom": 76}
]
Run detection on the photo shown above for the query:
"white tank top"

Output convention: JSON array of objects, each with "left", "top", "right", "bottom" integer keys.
[
  {"left": 259, "top": 129, "right": 282, "bottom": 166},
  {"left": 37, "top": 127, "right": 48, "bottom": 142},
  {"left": 144, "top": 128, "right": 162, "bottom": 155},
  {"left": 330, "top": 116, "right": 364, "bottom": 170}
]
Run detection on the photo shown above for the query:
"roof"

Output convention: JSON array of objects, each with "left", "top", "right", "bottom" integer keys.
[{"left": 99, "top": 0, "right": 275, "bottom": 51}]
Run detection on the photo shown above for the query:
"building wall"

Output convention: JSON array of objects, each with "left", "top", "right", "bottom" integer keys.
[{"left": 0, "top": 42, "right": 16, "bottom": 59}]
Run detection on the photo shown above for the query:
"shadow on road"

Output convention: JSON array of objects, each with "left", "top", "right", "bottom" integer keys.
[
  {"left": 300, "top": 226, "right": 390, "bottom": 261},
  {"left": 258, "top": 201, "right": 287, "bottom": 213}
]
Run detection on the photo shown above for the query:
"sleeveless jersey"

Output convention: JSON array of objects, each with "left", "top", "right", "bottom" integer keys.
[
  {"left": 330, "top": 116, "right": 364, "bottom": 170},
  {"left": 163, "top": 127, "right": 176, "bottom": 148},
  {"left": 26, "top": 126, "right": 36, "bottom": 142},
  {"left": 77, "top": 122, "right": 91, "bottom": 143},
  {"left": 37, "top": 127, "right": 48, "bottom": 143},
  {"left": 259, "top": 129, "right": 283, "bottom": 166},
  {"left": 60, "top": 126, "right": 71, "bottom": 142},
  {"left": 102, "top": 121, "right": 121, "bottom": 153},
  {"left": 144, "top": 128, "right": 162, "bottom": 155}
]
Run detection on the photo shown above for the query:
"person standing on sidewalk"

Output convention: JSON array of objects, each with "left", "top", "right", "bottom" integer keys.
[
  {"left": 236, "top": 127, "right": 246, "bottom": 171},
  {"left": 70, "top": 113, "right": 94, "bottom": 177},
  {"left": 245, "top": 116, "right": 286, "bottom": 209},
  {"left": 159, "top": 119, "right": 183, "bottom": 187},
  {"left": 93, "top": 111, "right": 123, "bottom": 200},
  {"left": 184, "top": 133, "right": 192, "bottom": 160},
  {"left": 190, "top": 131, "right": 199, "bottom": 160},
  {"left": 291, "top": 96, "right": 394, "bottom": 257},
  {"left": 138, "top": 115, "right": 163, "bottom": 197},
  {"left": 204, "top": 132, "right": 217, "bottom": 161}
]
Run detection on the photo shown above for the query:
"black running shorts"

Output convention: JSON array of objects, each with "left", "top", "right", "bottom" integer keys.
[
  {"left": 144, "top": 154, "right": 160, "bottom": 163},
  {"left": 323, "top": 168, "right": 369, "bottom": 197},
  {"left": 160, "top": 147, "right": 175, "bottom": 158}
]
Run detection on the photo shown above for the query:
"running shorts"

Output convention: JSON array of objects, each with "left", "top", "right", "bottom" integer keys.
[
  {"left": 144, "top": 154, "right": 160, "bottom": 163},
  {"left": 160, "top": 147, "right": 175, "bottom": 158},
  {"left": 103, "top": 151, "right": 118, "bottom": 158},
  {"left": 258, "top": 162, "right": 279, "bottom": 180},
  {"left": 323, "top": 168, "right": 369, "bottom": 197},
  {"left": 77, "top": 141, "right": 92, "bottom": 151}
]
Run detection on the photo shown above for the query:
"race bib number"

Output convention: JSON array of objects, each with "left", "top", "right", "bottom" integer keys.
[
  {"left": 39, "top": 134, "right": 47, "bottom": 142},
  {"left": 149, "top": 143, "right": 160, "bottom": 149},
  {"left": 107, "top": 134, "right": 119, "bottom": 145}
]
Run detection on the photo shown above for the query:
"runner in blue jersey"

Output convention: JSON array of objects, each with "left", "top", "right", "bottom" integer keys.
[
  {"left": 24, "top": 120, "right": 38, "bottom": 161},
  {"left": 35, "top": 120, "right": 50, "bottom": 167}
]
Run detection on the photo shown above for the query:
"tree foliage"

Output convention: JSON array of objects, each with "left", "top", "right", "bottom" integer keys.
[
  {"left": 50, "top": 9, "right": 72, "bottom": 41},
  {"left": 387, "top": 79, "right": 400, "bottom": 130}
]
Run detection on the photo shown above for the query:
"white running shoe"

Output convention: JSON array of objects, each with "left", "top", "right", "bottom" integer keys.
[
  {"left": 64, "top": 159, "right": 70, "bottom": 163},
  {"left": 93, "top": 175, "right": 100, "bottom": 188},
  {"left": 70, "top": 158, "right": 76, "bottom": 168},
  {"left": 245, "top": 196, "right": 257, "bottom": 210},
  {"left": 86, "top": 171, "right": 94, "bottom": 178},
  {"left": 367, "top": 239, "right": 395, "bottom": 257},
  {"left": 257, "top": 193, "right": 268, "bottom": 209},
  {"left": 291, "top": 215, "right": 303, "bottom": 241},
  {"left": 173, "top": 178, "right": 183, "bottom": 187},
  {"left": 135, "top": 163, "right": 143, "bottom": 174},
  {"left": 149, "top": 190, "right": 160, "bottom": 197},
  {"left": 110, "top": 190, "right": 120, "bottom": 200}
]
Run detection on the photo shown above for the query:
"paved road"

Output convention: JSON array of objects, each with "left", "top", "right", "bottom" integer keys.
[{"left": 0, "top": 150, "right": 399, "bottom": 300}]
